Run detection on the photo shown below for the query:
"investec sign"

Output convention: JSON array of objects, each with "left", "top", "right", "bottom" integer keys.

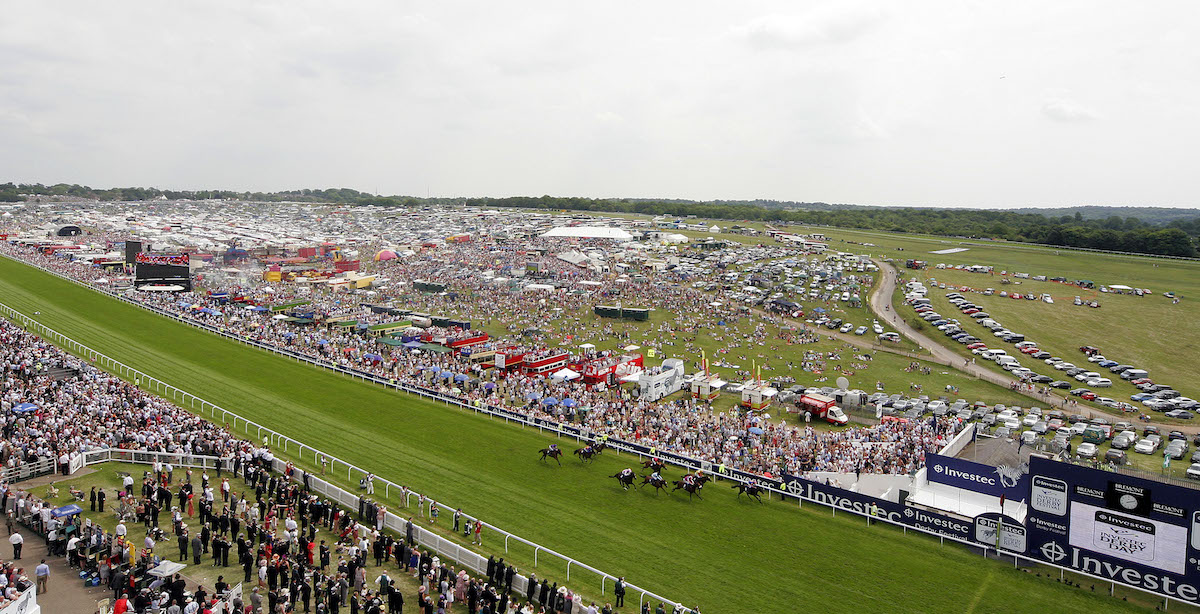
[
  {"left": 1026, "top": 456, "right": 1200, "bottom": 606},
  {"left": 926, "top": 453, "right": 1028, "bottom": 498},
  {"left": 1032, "top": 541, "right": 1200, "bottom": 603}
]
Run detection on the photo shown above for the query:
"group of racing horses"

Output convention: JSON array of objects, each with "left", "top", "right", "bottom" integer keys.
[{"left": 538, "top": 443, "right": 765, "bottom": 502}]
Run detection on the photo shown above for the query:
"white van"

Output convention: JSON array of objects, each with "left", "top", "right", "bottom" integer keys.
[{"left": 1121, "top": 369, "right": 1148, "bottom": 380}]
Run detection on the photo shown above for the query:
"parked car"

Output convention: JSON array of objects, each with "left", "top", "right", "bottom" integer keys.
[
  {"left": 1165, "top": 409, "right": 1194, "bottom": 420},
  {"left": 1077, "top": 442, "right": 1099, "bottom": 459},
  {"left": 1135, "top": 438, "right": 1160, "bottom": 454},
  {"left": 1187, "top": 464, "right": 1200, "bottom": 480},
  {"left": 1105, "top": 449, "right": 1128, "bottom": 465}
]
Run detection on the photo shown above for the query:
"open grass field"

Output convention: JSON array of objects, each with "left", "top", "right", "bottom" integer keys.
[{"left": 0, "top": 255, "right": 1178, "bottom": 613}]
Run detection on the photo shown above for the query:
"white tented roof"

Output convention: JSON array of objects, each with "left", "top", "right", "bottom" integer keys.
[{"left": 541, "top": 226, "right": 633, "bottom": 240}]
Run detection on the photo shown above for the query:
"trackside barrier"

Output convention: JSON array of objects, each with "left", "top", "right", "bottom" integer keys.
[
  {"left": 0, "top": 300, "right": 691, "bottom": 614},
  {"left": 2, "top": 256, "right": 1193, "bottom": 610},
  {"left": 1, "top": 457, "right": 57, "bottom": 484}
]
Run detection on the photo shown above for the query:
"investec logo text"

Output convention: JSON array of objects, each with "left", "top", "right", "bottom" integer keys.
[
  {"left": 1046, "top": 543, "right": 1200, "bottom": 603},
  {"left": 933, "top": 463, "right": 997, "bottom": 486}
]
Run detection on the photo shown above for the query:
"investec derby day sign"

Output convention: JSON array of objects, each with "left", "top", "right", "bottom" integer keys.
[
  {"left": 926, "top": 453, "right": 1029, "bottom": 498},
  {"left": 1025, "top": 456, "right": 1200, "bottom": 605}
]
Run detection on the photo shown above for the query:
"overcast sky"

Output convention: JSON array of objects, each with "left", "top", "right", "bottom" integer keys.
[{"left": 2, "top": 1, "right": 1198, "bottom": 208}]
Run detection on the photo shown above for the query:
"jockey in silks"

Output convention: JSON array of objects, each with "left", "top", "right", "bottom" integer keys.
[
  {"left": 650, "top": 471, "right": 663, "bottom": 484},
  {"left": 683, "top": 474, "right": 696, "bottom": 487},
  {"left": 620, "top": 468, "right": 634, "bottom": 479},
  {"left": 549, "top": 444, "right": 559, "bottom": 452}
]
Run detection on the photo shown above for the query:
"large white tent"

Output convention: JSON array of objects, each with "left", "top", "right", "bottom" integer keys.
[{"left": 541, "top": 226, "right": 633, "bottom": 241}]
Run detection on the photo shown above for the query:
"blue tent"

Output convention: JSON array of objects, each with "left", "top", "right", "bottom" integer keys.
[
  {"left": 542, "top": 397, "right": 558, "bottom": 406},
  {"left": 51, "top": 504, "right": 82, "bottom": 518},
  {"left": 250, "top": 305, "right": 269, "bottom": 312},
  {"left": 440, "top": 371, "right": 454, "bottom": 379},
  {"left": 454, "top": 374, "right": 469, "bottom": 382},
  {"left": 524, "top": 391, "right": 542, "bottom": 401},
  {"left": 403, "top": 341, "right": 424, "bottom": 349},
  {"left": 483, "top": 382, "right": 496, "bottom": 390},
  {"left": 748, "top": 427, "right": 764, "bottom": 435},
  {"left": 561, "top": 398, "right": 577, "bottom": 408},
  {"left": 12, "top": 403, "right": 37, "bottom": 414}
]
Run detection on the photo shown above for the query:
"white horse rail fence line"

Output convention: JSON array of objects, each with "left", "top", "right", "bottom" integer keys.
[
  {"left": 1, "top": 456, "right": 57, "bottom": 484},
  {"left": 0, "top": 301, "right": 691, "bottom": 614},
  {"left": 3, "top": 254, "right": 1191, "bottom": 610}
]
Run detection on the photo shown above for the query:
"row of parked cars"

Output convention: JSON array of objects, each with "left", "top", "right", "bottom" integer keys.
[
  {"left": 906, "top": 288, "right": 1197, "bottom": 421},
  {"left": 1077, "top": 347, "right": 1197, "bottom": 418},
  {"left": 999, "top": 408, "right": 1200, "bottom": 479}
]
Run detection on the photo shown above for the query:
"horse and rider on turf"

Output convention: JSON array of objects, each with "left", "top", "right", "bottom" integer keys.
[
  {"left": 732, "top": 481, "right": 765, "bottom": 503},
  {"left": 611, "top": 467, "right": 636, "bottom": 490},
  {"left": 640, "top": 471, "right": 668, "bottom": 494},
  {"left": 672, "top": 470, "right": 710, "bottom": 499},
  {"left": 538, "top": 444, "right": 563, "bottom": 466},
  {"left": 574, "top": 442, "right": 605, "bottom": 463},
  {"left": 641, "top": 457, "right": 665, "bottom": 473}
]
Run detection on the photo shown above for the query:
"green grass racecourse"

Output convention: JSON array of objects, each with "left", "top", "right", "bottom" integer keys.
[{"left": 0, "top": 256, "right": 1163, "bottom": 613}]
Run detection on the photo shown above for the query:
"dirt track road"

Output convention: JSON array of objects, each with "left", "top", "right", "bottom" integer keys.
[{"left": 869, "top": 260, "right": 1071, "bottom": 409}]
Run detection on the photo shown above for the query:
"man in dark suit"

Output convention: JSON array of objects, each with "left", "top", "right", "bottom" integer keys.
[
  {"left": 191, "top": 534, "right": 203, "bottom": 565},
  {"left": 178, "top": 529, "right": 189, "bottom": 562}
]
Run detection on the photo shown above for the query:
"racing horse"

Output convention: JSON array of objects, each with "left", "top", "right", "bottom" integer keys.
[
  {"left": 640, "top": 474, "right": 668, "bottom": 494},
  {"left": 538, "top": 447, "right": 563, "bottom": 466},
  {"left": 671, "top": 479, "right": 703, "bottom": 500},
  {"left": 574, "top": 445, "right": 600, "bottom": 464},
  {"left": 732, "top": 482, "right": 764, "bottom": 503},
  {"left": 611, "top": 470, "right": 636, "bottom": 491},
  {"left": 641, "top": 458, "right": 665, "bottom": 472}
]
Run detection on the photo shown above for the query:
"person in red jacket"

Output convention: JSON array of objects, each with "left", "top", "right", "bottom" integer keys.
[{"left": 113, "top": 592, "right": 131, "bottom": 614}]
